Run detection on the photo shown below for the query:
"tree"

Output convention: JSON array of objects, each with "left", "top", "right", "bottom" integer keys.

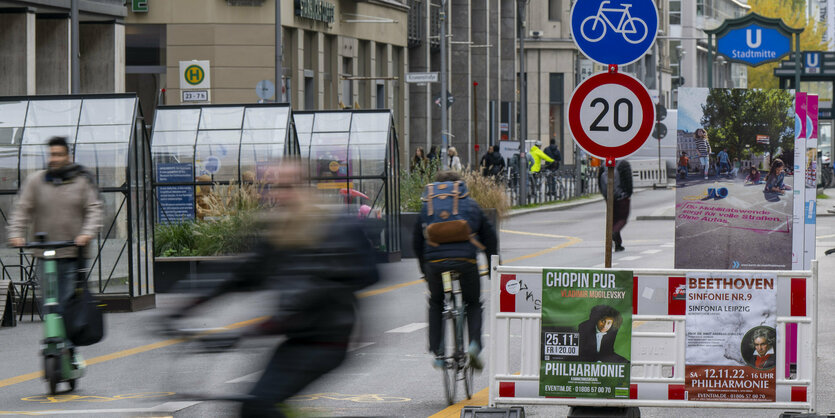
[
  {"left": 746, "top": 0, "right": 828, "bottom": 89},
  {"left": 701, "top": 89, "right": 794, "bottom": 164}
]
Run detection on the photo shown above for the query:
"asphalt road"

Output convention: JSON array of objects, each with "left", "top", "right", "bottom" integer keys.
[{"left": 1, "top": 187, "right": 833, "bottom": 417}]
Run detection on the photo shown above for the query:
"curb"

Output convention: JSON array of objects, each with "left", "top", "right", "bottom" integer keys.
[
  {"left": 636, "top": 215, "right": 675, "bottom": 221},
  {"left": 507, "top": 188, "right": 655, "bottom": 218}
]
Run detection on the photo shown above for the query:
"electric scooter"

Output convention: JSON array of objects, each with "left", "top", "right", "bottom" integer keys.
[{"left": 23, "top": 234, "right": 86, "bottom": 395}]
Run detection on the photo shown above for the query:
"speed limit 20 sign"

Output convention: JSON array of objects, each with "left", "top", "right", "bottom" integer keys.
[{"left": 568, "top": 71, "right": 654, "bottom": 162}]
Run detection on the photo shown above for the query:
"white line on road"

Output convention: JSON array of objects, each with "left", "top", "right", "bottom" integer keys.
[
  {"left": 641, "top": 249, "right": 662, "bottom": 254},
  {"left": 661, "top": 243, "right": 674, "bottom": 248},
  {"left": 593, "top": 263, "right": 619, "bottom": 268},
  {"left": 618, "top": 256, "right": 642, "bottom": 261},
  {"left": 227, "top": 371, "right": 261, "bottom": 383},
  {"left": 385, "top": 322, "right": 428, "bottom": 333},
  {"left": 348, "top": 342, "right": 376, "bottom": 352},
  {"left": 1, "top": 402, "right": 201, "bottom": 415}
]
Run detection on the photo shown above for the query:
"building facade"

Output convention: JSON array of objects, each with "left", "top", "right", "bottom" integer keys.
[
  {"left": 0, "top": 0, "right": 126, "bottom": 95},
  {"left": 126, "top": 0, "right": 410, "bottom": 164}
]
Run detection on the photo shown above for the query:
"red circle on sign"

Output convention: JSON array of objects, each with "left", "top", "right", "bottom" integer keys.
[{"left": 568, "top": 72, "right": 655, "bottom": 161}]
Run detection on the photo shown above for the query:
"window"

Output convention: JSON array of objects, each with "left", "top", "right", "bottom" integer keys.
[
  {"left": 549, "top": 0, "right": 562, "bottom": 22},
  {"left": 549, "top": 73, "right": 564, "bottom": 149},
  {"left": 670, "top": 0, "right": 681, "bottom": 25}
]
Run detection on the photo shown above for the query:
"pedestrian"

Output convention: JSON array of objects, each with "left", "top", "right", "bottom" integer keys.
[
  {"left": 694, "top": 128, "right": 712, "bottom": 180},
  {"left": 678, "top": 151, "right": 689, "bottom": 179},
  {"left": 427, "top": 145, "right": 439, "bottom": 163},
  {"left": 411, "top": 147, "right": 427, "bottom": 173},
  {"left": 7, "top": 136, "right": 103, "bottom": 368},
  {"left": 543, "top": 139, "right": 562, "bottom": 197},
  {"left": 598, "top": 160, "right": 633, "bottom": 252},
  {"left": 447, "top": 146, "right": 463, "bottom": 172},
  {"left": 717, "top": 148, "right": 730, "bottom": 177},
  {"left": 487, "top": 145, "right": 506, "bottom": 177},
  {"left": 730, "top": 157, "right": 740, "bottom": 178},
  {"left": 480, "top": 146, "right": 493, "bottom": 177}
]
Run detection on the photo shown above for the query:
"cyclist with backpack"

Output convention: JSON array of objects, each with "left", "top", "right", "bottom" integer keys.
[
  {"left": 543, "top": 139, "right": 562, "bottom": 197},
  {"left": 413, "top": 171, "right": 498, "bottom": 370}
]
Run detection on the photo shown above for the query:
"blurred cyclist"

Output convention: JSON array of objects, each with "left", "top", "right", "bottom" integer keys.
[
  {"left": 170, "top": 161, "right": 380, "bottom": 417},
  {"left": 413, "top": 170, "right": 498, "bottom": 370}
]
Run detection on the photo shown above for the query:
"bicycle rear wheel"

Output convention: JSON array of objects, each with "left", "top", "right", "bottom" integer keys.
[
  {"left": 441, "top": 314, "right": 458, "bottom": 405},
  {"left": 458, "top": 309, "right": 474, "bottom": 400}
]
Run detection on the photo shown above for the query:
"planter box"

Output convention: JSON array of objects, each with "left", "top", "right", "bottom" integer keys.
[
  {"left": 400, "top": 209, "right": 500, "bottom": 259},
  {"left": 154, "top": 256, "right": 241, "bottom": 293}
]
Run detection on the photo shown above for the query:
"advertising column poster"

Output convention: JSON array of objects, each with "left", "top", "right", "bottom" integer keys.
[
  {"left": 685, "top": 272, "right": 777, "bottom": 402},
  {"left": 540, "top": 269, "right": 632, "bottom": 399}
]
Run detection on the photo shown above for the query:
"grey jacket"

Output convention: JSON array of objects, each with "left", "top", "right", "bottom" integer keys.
[{"left": 7, "top": 169, "right": 103, "bottom": 258}]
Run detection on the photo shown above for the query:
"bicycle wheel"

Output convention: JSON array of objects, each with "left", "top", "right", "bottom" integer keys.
[
  {"left": 459, "top": 310, "right": 474, "bottom": 399},
  {"left": 623, "top": 17, "right": 648, "bottom": 44},
  {"left": 441, "top": 314, "right": 457, "bottom": 405},
  {"left": 580, "top": 15, "right": 607, "bottom": 42}
]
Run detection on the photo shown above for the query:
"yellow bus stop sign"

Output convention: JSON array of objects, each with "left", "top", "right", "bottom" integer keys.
[{"left": 184, "top": 65, "right": 205, "bottom": 86}]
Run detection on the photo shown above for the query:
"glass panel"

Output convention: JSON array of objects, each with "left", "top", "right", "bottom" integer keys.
[
  {"left": 76, "top": 125, "right": 132, "bottom": 144},
  {"left": 241, "top": 129, "right": 286, "bottom": 144},
  {"left": 25, "top": 100, "right": 82, "bottom": 127},
  {"left": 350, "top": 113, "right": 390, "bottom": 132},
  {"left": 0, "top": 145, "right": 19, "bottom": 190},
  {"left": 240, "top": 143, "right": 285, "bottom": 182},
  {"left": 152, "top": 130, "right": 196, "bottom": 147},
  {"left": 152, "top": 145, "right": 194, "bottom": 179},
  {"left": 0, "top": 101, "right": 28, "bottom": 127},
  {"left": 350, "top": 144, "right": 386, "bottom": 177},
  {"left": 294, "top": 114, "right": 314, "bottom": 158},
  {"left": 199, "top": 107, "right": 244, "bottom": 130},
  {"left": 244, "top": 107, "right": 290, "bottom": 129},
  {"left": 312, "top": 112, "right": 351, "bottom": 132},
  {"left": 800, "top": 81, "right": 834, "bottom": 109},
  {"left": 0, "top": 194, "right": 25, "bottom": 281},
  {"left": 20, "top": 145, "right": 48, "bottom": 183},
  {"left": 21, "top": 126, "right": 77, "bottom": 146},
  {"left": 79, "top": 98, "right": 136, "bottom": 126},
  {"left": 349, "top": 130, "right": 387, "bottom": 145},
  {"left": 153, "top": 108, "right": 200, "bottom": 132},
  {"left": 74, "top": 143, "right": 128, "bottom": 188},
  {"left": 0, "top": 127, "right": 23, "bottom": 146},
  {"left": 92, "top": 192, "right": 129, "bottom": 294},
  {"left": 195, "top": 131, "right": 240, "bottom": 182},
  {"left": 309, "top": 132, "right": 350, "bottom": 178}
]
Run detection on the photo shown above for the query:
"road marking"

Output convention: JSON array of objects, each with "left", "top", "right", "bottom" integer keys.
[
  {"left": 287, "top": 393, "right": 410, "bottom": 403},
  {"left": 226, "top": 371, "right": 261, "bottom": 383},
  {"left": 0, "top": 316, "right": 267, "bottom": 389},
  {"left": 500, "top": 229, "right": 583, "bottom": 264},
  {"left": 641, "top": 249, "right": 661, "bottom": 254},
  {"left": 428, "top": 387, "right": 489, "bottom": 418},
  {"left": 347, "top": 342, "right": 375, "bottom": 352},
  {"left": 357, "top": 279, "right": 423, "bottom": 298},
  {"left": 385, "top": 322, "right": 428, "bottom": 333},
  {"left": 661, "top": 243, "right": 674, "bottom": 248},
  {"left": 22, "top": 392, "right": 175, "bottom": 404},
  {"left": 618, "top": 256, "right": 642, "bottom": 261},
  {"left": 0, "top": 401, "right": 199, "bottom": 415},
  {"left": 593, "top": 262, "right": 620, "bottom": 267}
]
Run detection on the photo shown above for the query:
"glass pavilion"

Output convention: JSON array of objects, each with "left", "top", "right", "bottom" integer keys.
[{"left": 0, "top": 94, "right": 154, "bottom": 311}]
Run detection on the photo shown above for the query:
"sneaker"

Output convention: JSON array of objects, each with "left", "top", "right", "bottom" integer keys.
[
  {"left": 433, "top": 356, "right": 445, "bottom": 370},
  {"left": 615, "top": 245, "right": 625, "bottom": 252},
  {"left": 468, "top": 341, "right": 484, "bottom": 370}
]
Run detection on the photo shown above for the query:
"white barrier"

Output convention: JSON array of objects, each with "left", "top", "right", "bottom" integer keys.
[
  {"left": 629, "top": 159, "right": 667, "bottom": 187},
  {"left": 487, "top": 256, "right": 818, "bottom": 412}
]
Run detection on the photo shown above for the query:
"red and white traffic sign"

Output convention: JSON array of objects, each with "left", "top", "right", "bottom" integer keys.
[{"left": 568, "top": 71, "right": 655, "bottom": 163}]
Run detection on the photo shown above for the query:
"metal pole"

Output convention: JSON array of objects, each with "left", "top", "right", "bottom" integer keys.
[
  {"left": 440, "top": 0, "right": 449, "bottom": 169},
  {"left": 707, "top": 34, "right": 713, "bottom": 89},
  {"left": 276, "top": 0, "right": 284, "bottom": 102},
  {"left": 71, "top": 0, "right": 79, "bottom": 94},
  {"left": 518, "top": 0, "right": 528, "bottom": 205},
  {"left": 605, "top": 164, "right": 614, "bottom": 267},
  {"left": 657, "top": 40, "right": 665, "bottom": 186},
  {"left": 795, "top": 35, "right": 801, "bottom": 92},
  {"left": 473, "top": 82, "right": 479, "bottom": 163}
]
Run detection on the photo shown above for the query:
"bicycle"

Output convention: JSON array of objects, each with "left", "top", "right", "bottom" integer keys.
[
  {"left": 439, "top": 270, "right": 474, "bottom": 405},
  {"left": 581, "top": 1, "right": 649, "bottom": 44}
]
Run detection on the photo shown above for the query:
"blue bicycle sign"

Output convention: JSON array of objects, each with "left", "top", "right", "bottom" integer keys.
[{"left": 571, "top": 0, "right": 658, "bottom": 66}]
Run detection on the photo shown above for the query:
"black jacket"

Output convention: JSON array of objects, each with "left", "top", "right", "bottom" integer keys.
[
  {"left": 412, "top": 198, "right": 498, "bottom": 270},
  {"left": 544, "top": 145, "right": 562, "bottom": 170},
  {"left": 598, "top": 160, "right": 633, "bottom": 201}
]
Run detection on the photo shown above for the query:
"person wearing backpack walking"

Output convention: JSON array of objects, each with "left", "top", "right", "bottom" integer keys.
[
  {"left": 597, "top": 160, "right": 633, "bottom": 252},
  {"left": 413, "top": 171, "right": 498, "bottom": 370}
]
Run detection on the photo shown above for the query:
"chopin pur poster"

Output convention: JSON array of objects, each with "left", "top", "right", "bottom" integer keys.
[
  {"left": 685, "top": 272, "right": 777, "bottom": 401},
  {"left": 540, "top": 269, "right": 632, "bottom": 398},
  {"left": 675, "top": 88, "right": 796, "bottom": 269}
]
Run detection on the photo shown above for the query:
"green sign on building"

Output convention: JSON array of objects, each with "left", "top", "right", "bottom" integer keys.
[
  {"left": 132, "top": 0, "right": 148, "bottom": 13},
  {"left": 539, "top": 269, "right": 633, "bottom": 398},
  {"left": 294, "top": 0, "right": 335, "bottom": 24}
]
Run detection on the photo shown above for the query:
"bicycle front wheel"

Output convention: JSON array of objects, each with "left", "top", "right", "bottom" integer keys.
[{"left": 441, "top": 315, "right": 458, "bottom": 405}]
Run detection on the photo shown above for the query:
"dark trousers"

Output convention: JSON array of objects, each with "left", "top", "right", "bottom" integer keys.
[
  {"left": 425, "top": 259, "right": 482, "bottom": 356},
  {"left": 241, "top": 339, "right": 349, "bottom": 417},
  {"left": 613, "top": 198, "right": 630, "bottom": 247},
  {"left": 37, "top": 258, "right": 82, "bottom": 316}
]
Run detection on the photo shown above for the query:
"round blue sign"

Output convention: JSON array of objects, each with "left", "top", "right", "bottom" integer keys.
[
  {"left": 571, "top": 0, "right": 659, "bottom": 66},
  {"left": 204, "top": 156, "right": 221, "bottom": 174}
]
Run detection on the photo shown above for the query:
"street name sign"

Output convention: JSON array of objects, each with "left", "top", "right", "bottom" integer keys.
[
  {"left": 568, "top": 71, "right": 655, "bottom": 162},
  {"left": 406, "top": 72, "right": 439, "bottom": 83},
  {"left": 570, "top": 0, "right": 658, "bottom": 66}
]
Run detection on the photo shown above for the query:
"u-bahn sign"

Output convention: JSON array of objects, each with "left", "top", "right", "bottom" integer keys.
[{"left": 707, "top": 13, "right": 802, "bottom": 67}]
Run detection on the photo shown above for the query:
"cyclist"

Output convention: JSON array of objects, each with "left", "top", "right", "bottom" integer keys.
[
  {"left": 543, "top": 139, "right": 562, "bottom": 197},
  {"left": 529, "top": 141, "right": 554, "bottom": 198},
  {"left": 169, "top": 162, "right": 380, "bottom": 417},
  {"left": 413, "top": 170, "right": 498, "bottom": 370},
  {"left": 7, "top": 136, "right": 102, "bottom": 360}
]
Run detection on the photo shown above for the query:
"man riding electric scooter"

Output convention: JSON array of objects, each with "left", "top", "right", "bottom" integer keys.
[{"left": 7, "top": 136, "right": 103, "bottom": 393}]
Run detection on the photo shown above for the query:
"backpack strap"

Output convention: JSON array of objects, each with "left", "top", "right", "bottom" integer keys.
[
  {"left": 469, "top": 233, "right": 486, "bottom": 250},
  {"left": 427, "top": 183, "right": 435, "bottom": 216},
  {"left": 452, "top": 181, "right": 460, "bottom": 215}
]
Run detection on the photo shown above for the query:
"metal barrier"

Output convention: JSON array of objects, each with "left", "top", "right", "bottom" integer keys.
[
  {"left": 487, "top": 256, "right": 818, "bottom": 412},
  {"left": 503, "top": 167, "right": 600, "bottom": 206},
  {"left": 629, "top": 159, "right": 667, "bottom": 187}
]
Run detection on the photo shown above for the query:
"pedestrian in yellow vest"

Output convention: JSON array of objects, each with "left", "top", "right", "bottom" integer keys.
[{"left": 529, "top": 140, "right": 554, "bottom": 173}]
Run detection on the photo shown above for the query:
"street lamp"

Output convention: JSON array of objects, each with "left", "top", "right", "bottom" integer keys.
[{"left": 440, "top": 0, "right": 449, "bottom": 169}]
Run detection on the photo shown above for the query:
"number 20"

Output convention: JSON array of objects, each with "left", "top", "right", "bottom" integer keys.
[{"left": 589, "top": 98, "right": 633, "bottom": 132}]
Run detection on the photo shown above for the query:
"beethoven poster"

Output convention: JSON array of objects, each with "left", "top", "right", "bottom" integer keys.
[
  {"left": 540, "top": 269, "right": 632, "bottom": 398},
  {"left": 685, "top": 272, "right": 777, "bottom": 402},
  {"left": 675, "top": 88, "right": 796, "bottom": 270}
]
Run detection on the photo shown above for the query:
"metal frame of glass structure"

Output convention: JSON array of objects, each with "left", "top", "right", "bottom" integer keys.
[
  {"left": 150, "top": 103, "right": 300, "bottom": 223},
  {"left": 294, "top": 109, "right": 401, "bottom": 259},
  {"left": 0, "top": 94, "right": 154, "bottom": 311}
]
